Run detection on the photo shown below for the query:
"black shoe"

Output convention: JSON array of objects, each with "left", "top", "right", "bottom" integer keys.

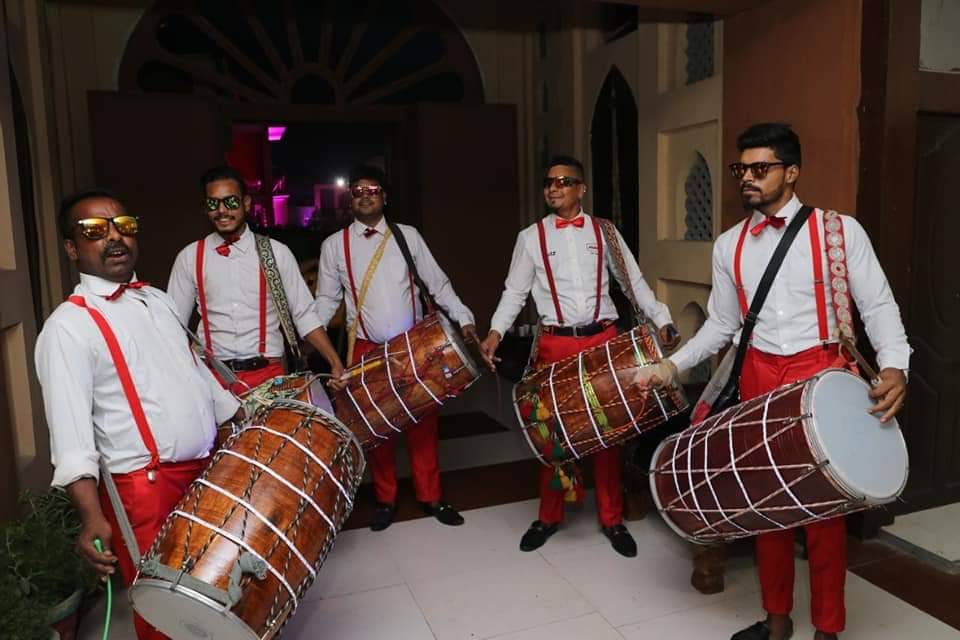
[
  {"left": 421, "top": 502, "right": 464, "bottom": 526},
  {"left": 730, "top": 620, "right": 794, "bottom": 640},
  {"left": 601, "top": 524, "right": 637, "bottom": 557},
  {"left": 370, "top": 502, "right": 396, "bottom": 532},
  {"left": 519, "top": 520, "right": 559, "bottom": 552}
]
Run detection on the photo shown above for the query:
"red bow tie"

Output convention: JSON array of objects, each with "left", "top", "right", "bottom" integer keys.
[
  {"left": 106, "top": 280, "right": 150, "bottom": 301},
  {"left": 216, "top": 235, "right": 240, "bottom": 256},
  {"left": 750, "top": 216, "right": 786, "bottom": 236},
  {"left": 362, "top": 227, "right": 378, "bottom": 238},
  {"left": 555, "top": 216, "right": 585, "bottom": 229}
]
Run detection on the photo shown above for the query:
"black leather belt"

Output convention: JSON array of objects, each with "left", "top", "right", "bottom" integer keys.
[
  {"left": 542, "top": 321, "right": 613, "bottom": 338},
  {"left": 223, "top": 356, "right": 276, "bottom": 372}
]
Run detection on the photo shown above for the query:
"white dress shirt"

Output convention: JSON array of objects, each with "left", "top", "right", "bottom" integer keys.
[
  {"left": 489, "top": 212, "right": 673, "bottom": 336},
  {"left": 35, "top": 274, "right": 240, "bottom": 487},
  {"left": 167, "top": 227, "right": 322, "bottom": 359},
  {"left": 314, "top": 218, "right": 475, "bottom": 343},
  {"left": 671, "top": 195, "right": 911, "bottom": 373}
]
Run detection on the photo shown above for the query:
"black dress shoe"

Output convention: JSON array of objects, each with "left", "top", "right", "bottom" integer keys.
[
  {"left": 731, "top": 620, "right": 794, "bottom": 640},
  {"left": 421, "top": 502, "right": 464, "bottom": 526},
  {"left": 601, "top": 524, "right": 637, "bottom": 557},
  {"left": 519, "top": 520, "right": 559, "bottom": 551},
  {"left": 370, "top": 502, "right": 396, "bottom": 532}
]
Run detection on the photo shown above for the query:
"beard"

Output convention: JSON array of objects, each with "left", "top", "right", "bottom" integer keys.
[{"left": 740, "top": 183, "right": 784, "bottom": 210}]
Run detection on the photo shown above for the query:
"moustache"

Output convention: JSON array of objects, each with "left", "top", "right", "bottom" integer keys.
[{"left": 101, "top": 241, "right": 129, "bottom": 259}]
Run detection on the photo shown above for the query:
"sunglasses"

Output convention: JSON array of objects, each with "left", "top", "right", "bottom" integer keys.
[
  {"left": 542, "top": 176, "right": 583, "bottom": 189},
  {"left": 204, "top": 195, "right": 242, "bottom": 212},
  {"left": 729, "top": 162, "right": 788, "bottom": 180},
  {"left": 74, "top": 216, "right": 140, "bottom": 241},
  {"left": 351, "top": 185, "right": 383, "bottom": 198}
]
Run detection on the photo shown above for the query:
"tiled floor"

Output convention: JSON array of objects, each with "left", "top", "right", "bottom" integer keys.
[
  {"left": 883, "top": 503, "right": 960, "bottom": 563},
  {"left": 78, "top": 495, "right": 960, "bottom": 640}
]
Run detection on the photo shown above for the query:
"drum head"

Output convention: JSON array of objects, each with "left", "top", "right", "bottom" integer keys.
[
  {"left": 436, "top": 314, "right": 481, "bottom": 380},
  {"left": 130, "top": 578, "right": 260, "bottom": 640},
  {"left": 807, "top": 369, "right": 909, "bottom": 503}
]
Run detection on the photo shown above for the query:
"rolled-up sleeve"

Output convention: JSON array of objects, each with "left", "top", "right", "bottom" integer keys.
[{"left": 35, "top": 318, "right": 101, "bottom": 487}]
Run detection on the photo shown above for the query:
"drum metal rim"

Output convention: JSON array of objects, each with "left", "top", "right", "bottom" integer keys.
[
  {"left": 800, "top": 368, "right": 909, "bottom": 505},
  {"left": 647, "top": 435, "right": 699, "bottom": 543},
  {"left": 512, "top": 383, "right": 549, "bottom": 466},
  {"left": 129, "top": 577, "right": 264, "bottom": 640},
  {"left": 436, "top": 313, "right": 482, "bottom": 383}
]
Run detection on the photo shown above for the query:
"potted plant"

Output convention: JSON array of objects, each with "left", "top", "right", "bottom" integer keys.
[{"left": 0, "top": 489, "right": 99, "bottom": 640}]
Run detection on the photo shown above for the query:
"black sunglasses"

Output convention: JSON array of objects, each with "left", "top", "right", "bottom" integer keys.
[
  {"left": 542, "top": 176, "right": 583, "bottom": 189},
  {"left": 204, "top": 195, "right": 242, "bottom": 212},
  {"left": 729, "top": 162, "right": 788, "bottom": 180}
]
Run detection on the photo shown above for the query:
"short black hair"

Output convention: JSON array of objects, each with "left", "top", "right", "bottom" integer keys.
[
  {"left": 736, "top": 123, "right": 802, "bottom": 167},
  {"left": 546, "top": 155, "right": 585, "bottom": 180},
  {"left": 349, "top": 164, "right": 387, "bottom": 189},
  {"left": 201, "top": 165, "right": 247, "bottom": 197},
  {"left": 58, "top": 188, "right": 123, "bottom": 239}
]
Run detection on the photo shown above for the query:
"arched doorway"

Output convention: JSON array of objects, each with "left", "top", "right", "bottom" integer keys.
[{"left": 590, "top": 66, "right": 639, "bottom": 255}]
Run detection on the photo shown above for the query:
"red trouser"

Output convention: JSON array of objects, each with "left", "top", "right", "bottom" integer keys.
[
  {"left": 98, "top": 458, "right": 209, "bottom": 640},
  {"left": 740, "top": 345, "right": 849, "bottom": 634},
  {"left": 535, "top": 325, "right": 623, "bottom": 528},
  {"left": 232, "top": 360, "right": 285, "bottom": 394},
  {"left": 353, "top": 338, "right": 441, "bottom": 504}
]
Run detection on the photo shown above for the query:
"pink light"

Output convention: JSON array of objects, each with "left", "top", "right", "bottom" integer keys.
[
  {"left": 272, "top": 194, "right": 289, "bottom": 226},
  {"left": 267, "top": 126, "right": 286, "bottom": 142}
]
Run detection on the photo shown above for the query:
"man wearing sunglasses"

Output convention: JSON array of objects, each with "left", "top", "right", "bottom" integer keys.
[
  {"left": 34, "top": 189, "right": 242, "bottom": 640},
  {"left": 643, "top": 123, "right": 910, "bottom": 640},
  {"left": 168, "top": 166, "right": 344, "bottom": 391},
  {"left": 478, "top": 155, "right": 680, "bottom": 557},
  {"left": 315, "top": 165, "right": 477, "bottom": 531}
]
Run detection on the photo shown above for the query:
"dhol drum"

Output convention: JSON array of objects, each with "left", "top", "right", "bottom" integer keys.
[
  {"left": 513, "top": 324, "right": 689, "bottom": 465},
  {"left": 333, "top": 313, "right": 480, "bottom": 450},
  {"left": 214, "top": 373, "right": 334, "bottom": 451},
  {"left": 650, "top": 368, "right": 909, "bottom": 544},
  {"left": 129, "top": 390, "right": 364, "bottom": 640}
]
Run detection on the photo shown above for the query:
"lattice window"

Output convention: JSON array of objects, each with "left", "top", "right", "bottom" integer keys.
[
  {"left": 685, "top": 21, "right": 714, "bottom": 85},
  {"left": 684, "top": 152, "right": 713, "bottom": 241}
]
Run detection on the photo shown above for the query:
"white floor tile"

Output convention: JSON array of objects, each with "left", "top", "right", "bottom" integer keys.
[
  {"left": 885, "top": 503, "right": 960, "bottom": 561},
  {"left": 408, "top": 553, "right": 593, "bottom": 640},
  {"left": 487, "top": 612, "right": 624, "bottom": 640},
  {"left": 542, "top": 517, "right": 757, "bottom": 627},
  {"left": 284, "top": 584, "right": 435, "bottom": 640},
  {"left": 305, "top": 526, "right": 404, "bottom": 600},
  {"left": 381, "top": 505, "right": 524, "bottom": 585}
]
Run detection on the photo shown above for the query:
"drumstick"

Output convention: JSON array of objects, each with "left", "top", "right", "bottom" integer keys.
[
  {"left": 342, "top": 359, "right": 386, "bottom": 379},
  {"left": 836, "top": 333, "right": 881, "bottom": 385}
]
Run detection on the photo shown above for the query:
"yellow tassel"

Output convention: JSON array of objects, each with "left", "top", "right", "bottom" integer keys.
[{"left": 564, "top": 488, "right": 578, "bottom": 503}]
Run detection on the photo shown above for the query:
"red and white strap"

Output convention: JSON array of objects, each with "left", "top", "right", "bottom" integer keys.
[{"left": 822, "top": 210, "right": 855, "bottom": 340}]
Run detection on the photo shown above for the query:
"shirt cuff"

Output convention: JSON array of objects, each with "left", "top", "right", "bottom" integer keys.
[
  {"left": 650, "top": 308, "right": 673, "bottom": 329},
  {"left": 294, "top": 317, "right": 323, "bottom": 339},
  {"left": 876, "top": 349, "right": 911, "bottom": 374},
  {"left": 51, "top": 451, "right": 101, "bottom": 488},
  {"left": 214, "top": 392, "right": 242, "bottom": 425}
]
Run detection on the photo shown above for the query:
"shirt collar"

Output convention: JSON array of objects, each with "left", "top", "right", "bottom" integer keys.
[
  {"left": 751, "top": 194, "right": 802, "bottom": 226},
  {"left": 350, "top": 216, "right": 388, "bottom": 238},
  {"left": 78, "top": 272, "right": 142, "bottom": 298},
  {"left": 231, "top": 225, "right": 253, "bottom": 254}
]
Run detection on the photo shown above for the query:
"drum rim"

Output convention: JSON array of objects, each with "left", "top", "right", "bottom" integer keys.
[
  {"left": 436, "top": 313, "right": 481, "bottom": 381},
  {"left": 801, "top": 368, "right": 909, "bottom": 504},
  {"left": 512, "top": 383, "right": 550, "bottom": 466},
  {"left": 129, "top": 577, "right": 263, "bottom": 640}
]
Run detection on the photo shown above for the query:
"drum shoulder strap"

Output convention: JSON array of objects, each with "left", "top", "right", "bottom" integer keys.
[
  {"left": 385, "top": 220, "right": 456, "bottom": 326},
  {"left": 254, "top": 233, "right": 301, "bottom": 360},
  {"left": 596, "top": 217, "right": 645, "bottom": 323}
]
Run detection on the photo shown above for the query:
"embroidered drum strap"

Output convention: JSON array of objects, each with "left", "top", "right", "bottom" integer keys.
[
  {"left": 596, "top": 217, "right": 640, "bottom": 322},
  {"left": 255, "top": 233, "right": 298, "bottom": 360},
  {"left": 345, "top": 228, "right": 393, "bottom": 364},
  {"left": 68, "top": 295, "right": 161, "bottom": 471},
  {"left": 822, "top": 210, "right": 855, "bottom": 340}
]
